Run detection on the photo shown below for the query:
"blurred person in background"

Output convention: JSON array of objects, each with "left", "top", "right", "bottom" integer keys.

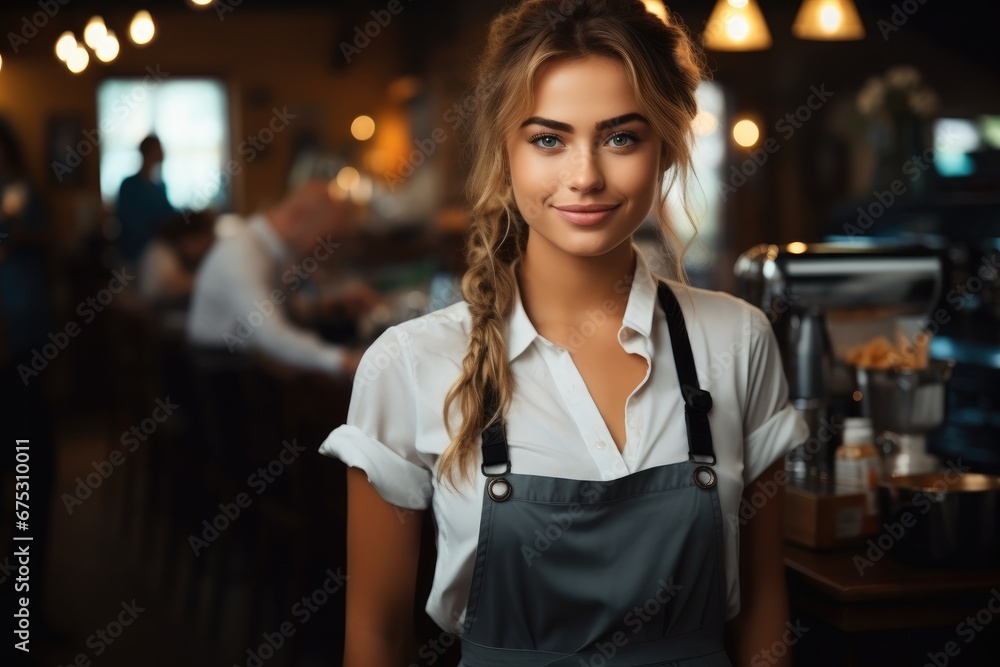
[
  {"left": 116, "top": 135, "right": 177, "bottom": 265},
  {"left": 186, "top": 180, "right": 379, "bottom": 376},
  {"left": 137, "top": 211, "right": 216, "bottom": 306}
]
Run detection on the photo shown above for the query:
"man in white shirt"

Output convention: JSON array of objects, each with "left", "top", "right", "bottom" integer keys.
[{"left": 187, "top": 181, "right": 374, "bottom": 375}]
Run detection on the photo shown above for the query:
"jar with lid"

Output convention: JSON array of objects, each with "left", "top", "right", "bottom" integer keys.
[{"left": 835, "top": 417, "right": 882, "bottom": 536}]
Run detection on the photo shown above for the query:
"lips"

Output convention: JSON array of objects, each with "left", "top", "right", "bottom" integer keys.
[{"left": 552, "top": 203, "right": 620, "bottom": 226}]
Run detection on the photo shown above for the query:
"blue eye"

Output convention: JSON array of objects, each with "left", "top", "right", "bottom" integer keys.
[
  {"left": 608, "top": 132, "right": 638, "bottom": 148},
  {"left": 529, "top": 134, "right": 561, "bottom": 149}
]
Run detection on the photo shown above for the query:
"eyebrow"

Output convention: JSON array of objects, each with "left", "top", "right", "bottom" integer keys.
[{"left": 520, "top": 112, "right": 649, "bottom": 132}]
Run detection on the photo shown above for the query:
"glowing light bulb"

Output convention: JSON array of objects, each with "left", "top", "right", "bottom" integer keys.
[
  {"left": 55, "top": 32, "right": 77, "bottom": 61},
  {"left": 726, "top": 16, "right": 750, "bottom": 42},
  {"left": 96, "top": 32, "right": 120, "bottom": 63},
  {"left": 732, "top": 119, "right": 760, "bottom": 147},
  {"left": 67, "top": 46, "right": 90, "bottom": 74},
  {"left": 84, "top": 16, "right": 107, "bottom": 49},
  {"left": 130, "top": 11, "right": 156, "bottom": 45},
  {"left": 819, "top": 4, "right": 843, "bottom": 33},
  {"left": 337, "top": 166, "right": 361, "bottom": 191},
  {"left": 351, "top": 115, "right": 376, "bottom": 141}
]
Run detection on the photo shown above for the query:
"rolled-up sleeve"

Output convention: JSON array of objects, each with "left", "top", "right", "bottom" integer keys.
[
  {"left": 319, "top": 325, "right": 433, "bottom": 509},
  {"left": 741, "top": 306, "right": 810, "bottom": 486}
]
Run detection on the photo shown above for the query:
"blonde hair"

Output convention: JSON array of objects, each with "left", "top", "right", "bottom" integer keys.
[{"left": 439, "top": 0, "right": 706, "bottom": 488}]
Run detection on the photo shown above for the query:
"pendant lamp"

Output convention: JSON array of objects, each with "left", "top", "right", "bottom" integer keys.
[
  {"left": 703, "top": 0, "right": 772, "bottom": 51},
  {"left": 792, "top": 0, "right": 865, "bottom": 40}
]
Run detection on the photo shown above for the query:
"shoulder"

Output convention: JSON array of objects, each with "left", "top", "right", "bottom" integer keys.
[
  {"left": 382, "top": 300, "right": 472, "bottom": 359},
  {"left": 118, "top": 175, "right": 139, "bottom": 193},
  {"left": 353, "top": 301, "right": 471, "bottom": 391},
  {"left": 660, "top": 278, "right": 766, "bottom": 334}
]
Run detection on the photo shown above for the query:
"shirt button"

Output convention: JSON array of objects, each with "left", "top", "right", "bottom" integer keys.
[{"left": 596, "top": 440, "right": 607, "bottom": 449}]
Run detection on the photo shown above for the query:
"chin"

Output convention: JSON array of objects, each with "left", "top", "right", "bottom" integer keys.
[{"left": 533, "top": 224, "right": 634, "bottom": 259}]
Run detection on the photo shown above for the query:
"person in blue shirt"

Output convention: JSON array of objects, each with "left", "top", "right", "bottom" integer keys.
[{"left": 116, "top": 135, "right": 177, "bottom": 264}]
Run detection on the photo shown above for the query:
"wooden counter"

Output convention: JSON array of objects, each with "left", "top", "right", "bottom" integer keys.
[{"left": 783, "top": 540, "right": 1000, "bottom": 665}]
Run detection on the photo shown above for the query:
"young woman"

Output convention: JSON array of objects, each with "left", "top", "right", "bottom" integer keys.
[{"left": 320, "top": 1, "right": 809, "bottom": 665}]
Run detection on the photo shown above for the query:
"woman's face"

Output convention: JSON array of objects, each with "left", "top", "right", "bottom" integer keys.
[{"left": 506, "top": 55, "right": 662, "bottom": 258}]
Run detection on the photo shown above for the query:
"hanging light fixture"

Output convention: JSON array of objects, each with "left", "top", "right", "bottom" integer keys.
[
  {"left": 793, "top": 0, "right": 865, "bottom": 40},
  {"left": 130, "top": 11, "right": 156, "bottom": 45},
  {"left": 703, "top": 0, "right": 772, "bottom": 51}
]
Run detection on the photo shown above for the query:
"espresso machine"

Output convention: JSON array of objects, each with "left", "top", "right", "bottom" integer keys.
[{"left": 734, "top": 243, "right": 946, "bottom": 480}]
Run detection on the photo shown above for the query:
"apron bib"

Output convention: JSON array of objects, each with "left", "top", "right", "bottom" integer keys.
[{"left": 458, "top": 281, "right": 733, "bottom": 667}]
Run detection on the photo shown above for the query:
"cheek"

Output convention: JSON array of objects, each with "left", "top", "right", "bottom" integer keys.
[
  {"left": 508, "top": 144, "right": 557, "bottom": 218},
  {"left": 615, "top": 150, "right": 660, "bottom": 204}
]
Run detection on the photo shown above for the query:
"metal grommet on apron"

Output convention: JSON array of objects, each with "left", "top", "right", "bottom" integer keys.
[
  {"left": 480, "top": 417, "right": 512, "bottom": 503},
  {"left": 487, "top": 477, "right": 511, "bottom": 502},
  {"left": 693, "top": 465, "right": 717, "bottom": 489},
  {"left": 460, "top": 280, "right": 732, "bottom": 667}
]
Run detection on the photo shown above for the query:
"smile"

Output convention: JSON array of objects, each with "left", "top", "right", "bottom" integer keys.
[{"left": 552, "top": 203, "right": 621, "bottom": 226}]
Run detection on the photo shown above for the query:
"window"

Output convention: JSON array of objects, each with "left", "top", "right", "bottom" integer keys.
[
  {"left": 97, "top": 77, "right": 229, "bottom": 210},
  {"left": 639, "top": 81, "right": 726, "bottom": 287}
]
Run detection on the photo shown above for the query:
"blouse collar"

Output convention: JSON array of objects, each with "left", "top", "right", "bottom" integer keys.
[{"left": 506, "top": 241, "right": 660, "bottom": 362}]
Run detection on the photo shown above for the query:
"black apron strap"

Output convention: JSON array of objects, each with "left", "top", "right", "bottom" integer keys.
[
  {"left": 656, "top": 280, "right": 717, "bottom": 465},
  {"left": 480, "top": 385, "right": 511, "bottom": 475}
]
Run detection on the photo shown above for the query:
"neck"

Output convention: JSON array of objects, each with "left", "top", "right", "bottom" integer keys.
[{"left": 516, "top": 230, "right": 635, "bottom": 331}]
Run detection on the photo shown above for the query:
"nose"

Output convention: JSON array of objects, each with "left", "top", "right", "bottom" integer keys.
[{"left": 565, "top": 147, "right": 604, "bottom": 194}]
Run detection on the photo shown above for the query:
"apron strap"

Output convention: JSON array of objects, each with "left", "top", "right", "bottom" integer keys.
[
  {"left": 656, "top": 280, "right": 717, "bottom": 465},
  {"left": 480, "top": 385, "right": 510, "bottom": 475}
]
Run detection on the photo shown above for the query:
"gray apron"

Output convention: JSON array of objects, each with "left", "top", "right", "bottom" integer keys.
[{"left": 457, "top": 280, "right": 734, "bottom": 667}]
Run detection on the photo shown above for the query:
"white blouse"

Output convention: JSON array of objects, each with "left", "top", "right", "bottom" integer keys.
[{"left": 319, "top": 243, "right": 809, "bottom": 634}]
